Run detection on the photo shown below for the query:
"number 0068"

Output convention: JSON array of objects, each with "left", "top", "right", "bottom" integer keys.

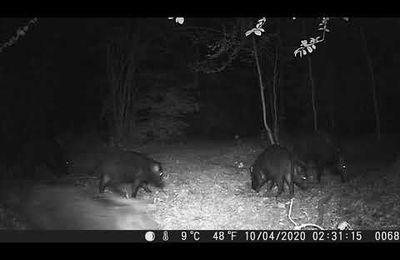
[{"left": 375, "top": 231, "right": 400, "bottom": 241}]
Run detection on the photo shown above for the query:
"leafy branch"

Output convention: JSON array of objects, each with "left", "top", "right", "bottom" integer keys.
[
  {"left": 242, "top": 17, "right": 350, "bottom": 57},
  {"left": 0, "top": 17, "right": 38, "bottom": 54},
  {"left": 294, "top": 17, "right": 330, "bottom": 58},
  {"left": 245, "top": 17, "right": 266, "bottom": 37}
]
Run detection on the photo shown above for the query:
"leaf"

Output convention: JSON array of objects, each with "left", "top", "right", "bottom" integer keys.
[
  {"left": 255, "top": 30, "right": 262, "bottom": 36},
  {"left": 176, "top": 17, "right": 185, "bottom": 24},
  {"left": 302, "top": 49, "right": 307, "bottom": 56},
  {"left": 245, "top": 29, "right": 254, "bottom": 37}
]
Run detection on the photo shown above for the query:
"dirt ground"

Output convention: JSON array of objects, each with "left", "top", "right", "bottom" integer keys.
[
  {"left": 1, "top": 136, "right": 400, "bottom": 230},
  {"left": 127, "top": 137, "right": 400, "bottom": 230}
]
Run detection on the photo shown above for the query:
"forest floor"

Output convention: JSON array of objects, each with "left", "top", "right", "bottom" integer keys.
[
  {"left": 136, "top": 137, "right": 400, "bottom": 230},
  {"left": 1, "top": 135, "right": 400, "bottom": 230}
]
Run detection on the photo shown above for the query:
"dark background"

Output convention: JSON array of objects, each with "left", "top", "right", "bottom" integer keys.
[
  {"left": 1, "top": 17, "right": 400, "bottom": 231},
  {"left": 0, "top": 17, "right": 399, "bottom": 147}
]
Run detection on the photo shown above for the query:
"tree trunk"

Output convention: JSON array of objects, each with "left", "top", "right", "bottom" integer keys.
[
  {"left": 302, "top": 19, "right": 318, "bottom": 132},
  {"left": 272, "top": 44, "right": 280, "bottom": 144},
  {"left": 253, "top": 37, "right": 275, "bottom": 145},
  {"left": 194, "top": 45, "right": 200, "bottom": 113},
  {"left": 106, "top": 42, "right": 137, "bottom": 146},
  {"left": 308, "top": 55, "right": 318, "bottom": 132},
  {"left": 329, "top": 101, "right": 335, "bottom": 132},
  {"left": 360, "top": 26, "right": 381, "bottom": 141}
]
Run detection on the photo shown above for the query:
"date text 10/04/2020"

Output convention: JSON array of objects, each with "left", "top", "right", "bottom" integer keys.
[{"left": 156, "top": 230, "right": 400, "bottom": 242}]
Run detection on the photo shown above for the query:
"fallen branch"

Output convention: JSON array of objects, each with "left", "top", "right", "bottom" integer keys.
[
  {"left": 288, "top": 197, "right": 353, "bottom": 230},
  {"left": 288, "top": 198, "right": 324, "bottom": 230}
]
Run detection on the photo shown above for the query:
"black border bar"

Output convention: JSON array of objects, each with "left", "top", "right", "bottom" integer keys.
[{"left": 0, "top": 230, "right": 400, "bottom": 243}]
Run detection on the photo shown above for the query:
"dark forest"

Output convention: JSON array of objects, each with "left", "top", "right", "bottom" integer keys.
[{"left": 0, "top": 17, "right": 399, "bottom": 235}]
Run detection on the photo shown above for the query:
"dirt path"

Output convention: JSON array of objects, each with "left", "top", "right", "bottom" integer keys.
[
  {"left": 134, "top": 140, "right": 347, "bottom": 230},
  {"left": 2, "top": 138, "right": 400, "bottom": 230}
]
